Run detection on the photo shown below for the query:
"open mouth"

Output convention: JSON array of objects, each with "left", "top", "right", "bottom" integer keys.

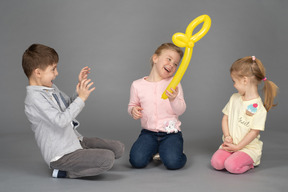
[{"left": 164, "top": 66, "right": 171, "bottom": 73}]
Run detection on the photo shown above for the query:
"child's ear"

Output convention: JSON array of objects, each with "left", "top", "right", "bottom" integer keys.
[
  {"left": 34, "top": 68, "right": 42, "bottom": 77},
  {"left": 152, "top": 54, "right": 158, "bottom": 65},
  {"left": 243, "top": 76, "right": 248, "bottom": 84}
]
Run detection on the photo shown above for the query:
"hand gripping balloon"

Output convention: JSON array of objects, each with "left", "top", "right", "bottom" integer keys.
[{"left": 161, "top": 15, "right": 211, "bottom": 99}]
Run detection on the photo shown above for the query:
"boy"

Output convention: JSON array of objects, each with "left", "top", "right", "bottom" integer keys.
[{"left": 22, "top": 44, "right": 124, "bottom": 178}]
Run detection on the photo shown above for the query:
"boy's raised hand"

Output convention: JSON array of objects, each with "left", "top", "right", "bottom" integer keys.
[
  {"left": 78, "top": 66, "right": 91, "bottom": 83},
  {"left": 76, "top": 66, "right": 95, "bottom": 101},
  {"left": 77, "top": 79, "right": 95, "bottom": 102}
]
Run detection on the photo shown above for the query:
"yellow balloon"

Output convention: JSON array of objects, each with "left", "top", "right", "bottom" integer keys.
[{"left": 162, "top": 15, "right": 211, "bottom": 99}]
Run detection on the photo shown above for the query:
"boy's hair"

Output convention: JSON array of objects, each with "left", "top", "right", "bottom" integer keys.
[
  {"left": 22, "top": 44, "right": 59, "bottom": 78},
  {"left": 150, "top": 43, "right": 183, "bottom": 66},
  {"left": 230, "top": 56, "right": 278, "bottom": 111}
]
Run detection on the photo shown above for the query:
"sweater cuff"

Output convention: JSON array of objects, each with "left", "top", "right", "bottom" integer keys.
[{"left": 74, "top": 97, "right": 85, "bottom": 109}]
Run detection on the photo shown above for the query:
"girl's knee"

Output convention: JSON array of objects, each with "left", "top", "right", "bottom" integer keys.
[
  {"left": 211, "top": 149, "right": 231, "bottom": 170},
  {"left": 224, "top": 152, "right": 254, "bottom": 174},
  {"left": 164, "top": 160, "right": 186, "bottom": 170},
  {"left": 129, "top": 152, "right": 150, "bottom": 168},
  {"left": 129, "top": 157, "right": 149, "bottom": 168},
  {"left": 224, "top": 161, "right": 243, "bottom": 174},
  {"left": 224, "top": 159, "right": 254, "bottom": 174},
  {"left": 211, "top": 157, "right": 225, "bottom": 170},
  {"left": 162, "top": 154, "right": 187, "bottom": 170}
]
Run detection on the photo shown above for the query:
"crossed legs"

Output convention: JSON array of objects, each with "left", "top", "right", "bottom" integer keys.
[{"left": 50, "top": 137, "right": 124, "bottom": 178}]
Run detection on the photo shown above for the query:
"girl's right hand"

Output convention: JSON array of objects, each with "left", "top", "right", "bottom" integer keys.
[
  {"left": 166, "top": 87, "right": 179, "bottom": 102},
  {"left": 131, "top": 106, "right": 143, "bottom": 120},
  {"left": 221, "top": 136, "right": 234, "bottom": 151},
  {"left": 77, "top": 79, "right": 95, "bottom": 102},
  {"left": 224, "top": 136, "right": 233, "bottom": 144}
]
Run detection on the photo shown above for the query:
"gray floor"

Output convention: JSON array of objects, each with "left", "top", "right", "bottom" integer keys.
[
  {"left": 1, "top": 1, "right": 287, "bottom": 191},
  {"left": 1, "top": 130, "right": 287, "bottom": 192}
]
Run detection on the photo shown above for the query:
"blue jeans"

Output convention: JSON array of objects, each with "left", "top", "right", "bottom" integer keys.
[{"left": 129, "top": 129, "right": 187, "bottom": 170}]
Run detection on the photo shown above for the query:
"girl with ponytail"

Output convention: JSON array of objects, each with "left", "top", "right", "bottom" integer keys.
[{"left": 211, "top": 56, "right": 278, "bottom": 174}]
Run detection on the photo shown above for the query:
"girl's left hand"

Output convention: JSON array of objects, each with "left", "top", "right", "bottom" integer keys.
[
  {"left": 166, "top": 87, "right": 179, "bottom": 102},
  {"left": 78, "top": 66, "right": 91, "bottom": 83},
  {"left": 222, "top": 142, "right": 239, "bottom": 152}
]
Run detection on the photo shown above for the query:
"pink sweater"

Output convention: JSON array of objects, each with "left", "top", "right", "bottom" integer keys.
[{"left": 128, "top": 77, "right": 186, "bottom": 133}]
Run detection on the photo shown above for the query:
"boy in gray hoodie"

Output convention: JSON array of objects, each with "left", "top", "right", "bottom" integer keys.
[{"left": 22, "top": 43, "right": 124, "bottom": 178}]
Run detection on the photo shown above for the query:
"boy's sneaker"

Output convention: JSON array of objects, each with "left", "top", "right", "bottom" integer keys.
[
  {"left": 153, "top": 153, "right": 161, "bottom": 161},
  {"left": 52, "top": 169, "right": 67, "bottom": 178}
]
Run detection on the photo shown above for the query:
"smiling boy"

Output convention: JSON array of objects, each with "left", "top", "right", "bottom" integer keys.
[{"left": 22, "top": 44, "right": 124, "bottom": 178}]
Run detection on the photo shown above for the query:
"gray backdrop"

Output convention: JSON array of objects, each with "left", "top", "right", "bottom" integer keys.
[
  {"left": 0, "top": 1, "right": 287, "bottom": 191},
  {"left": 1, "top": 0, "right": 286, "bottom": 140}
]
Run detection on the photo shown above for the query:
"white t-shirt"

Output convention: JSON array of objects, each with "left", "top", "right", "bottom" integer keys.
[{"left": 221, "top": 93, "right": 267, "bottom": 166}]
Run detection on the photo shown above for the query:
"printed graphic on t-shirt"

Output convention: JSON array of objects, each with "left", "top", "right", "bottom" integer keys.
[
  {"left": 164, "top": 120, "right": 178, "bottom": 134},
  {"left": 246, "top": 103, "right": 258, "bottom": 116},
  {"left": 238, "top": 113, "right": 253, "bottom": 136}
]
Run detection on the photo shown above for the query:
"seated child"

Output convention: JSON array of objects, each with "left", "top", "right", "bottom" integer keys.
[
  {"left": 211, "top": 56, "right": 278, "bottom": 174},
  {"left": 128, "top": 43, "right": 187, "bottom": 170},
  {"left": 22, "top": 43, "right": 124, "bottom": 178}
]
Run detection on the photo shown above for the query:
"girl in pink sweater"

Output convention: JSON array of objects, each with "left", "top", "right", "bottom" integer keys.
[{"left": 128, "top": 43, "right": 187, "bottom": 170}]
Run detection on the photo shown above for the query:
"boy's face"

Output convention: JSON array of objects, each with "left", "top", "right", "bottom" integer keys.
[{"left": 37, "top": 63, "right": 58, "bottom": 88}]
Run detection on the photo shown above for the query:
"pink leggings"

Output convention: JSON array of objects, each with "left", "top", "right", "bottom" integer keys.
[{"left": 211, "top": 149, "right": 254, "bottom": 174}]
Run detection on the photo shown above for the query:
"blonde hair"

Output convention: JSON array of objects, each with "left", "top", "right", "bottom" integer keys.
[
  {"left": 150, "top": 43, "right": 183, "bottom": 66},
  {"left": 230, "top": 56, "right": 278, "bottom": 111}
]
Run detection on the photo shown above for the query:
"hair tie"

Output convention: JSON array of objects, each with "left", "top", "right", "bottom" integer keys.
[
  {"left": 252, "top": 56, "right": 256, "bottom": 61},
  {"left": 262, "top": 77, "right": 267, "bottom": 81}
]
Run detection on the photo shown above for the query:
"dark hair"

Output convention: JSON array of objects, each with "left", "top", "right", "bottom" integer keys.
[{"left": 22, "top": 44, "right": 59, "bottom": 78}]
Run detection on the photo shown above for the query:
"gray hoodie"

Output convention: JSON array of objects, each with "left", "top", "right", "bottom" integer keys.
[{"left": 24, "top": 84, "right": 84, "bottom": 166}]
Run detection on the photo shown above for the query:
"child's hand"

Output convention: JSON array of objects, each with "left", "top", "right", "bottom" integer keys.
[
  {"left": 77, "top": 79, "right": 95, "bottom": 102},
  {"left": 78, "top": 66, "right": 91, "bottom": 83},
  {"left": 131, "top": 106, "right": 143, "bottom": 120},
  {"left": 222, "top": 142, "right": 239, "bottom": 152},
  {"left": 224, "top": 136, "right": 233, "bottom": 144},
  {"left": 166, "top": 87, "right": 179, "bottom": 102}
]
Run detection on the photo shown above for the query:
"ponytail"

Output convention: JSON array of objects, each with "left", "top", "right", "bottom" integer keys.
[
  {"left": 263, "top": 79, "right": 278, "bottom": 111},
  {"left": 231, "top": 56, "right": 279, "bottom": 112}
]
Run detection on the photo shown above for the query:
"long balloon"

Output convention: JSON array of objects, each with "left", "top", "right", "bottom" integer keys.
[{"left": 162, "top": 15, "right": 211, "bottom": 99}]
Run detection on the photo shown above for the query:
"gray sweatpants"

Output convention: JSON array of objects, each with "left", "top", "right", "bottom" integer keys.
[{"left": 50, "top": 137, "right": 125, "bottom": 178}]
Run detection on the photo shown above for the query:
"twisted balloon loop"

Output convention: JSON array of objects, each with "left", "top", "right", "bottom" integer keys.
[{"left": 162, "top": 15, "right": 211, "bottom": 99}]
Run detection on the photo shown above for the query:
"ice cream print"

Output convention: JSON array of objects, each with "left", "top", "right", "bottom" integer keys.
[{"left": 246, "top": 103, "right": 258, "bottom": 116}]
